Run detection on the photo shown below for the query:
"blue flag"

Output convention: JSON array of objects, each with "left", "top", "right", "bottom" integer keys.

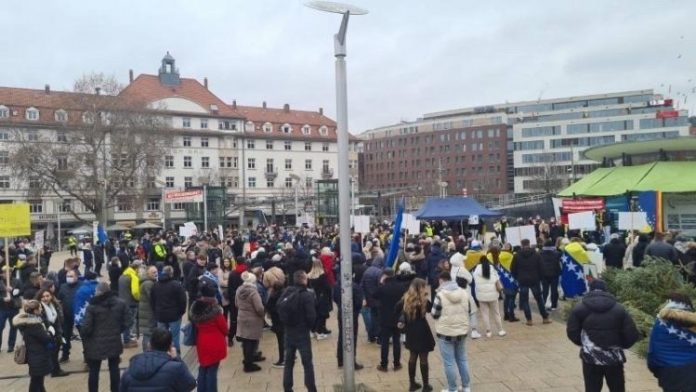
[
  {"left": 494, "top": 264, "right": 518, "bottom": 290},
  {"left": 648, "top": 317, "right": 696, "bottom": 368},
  {"left": 97, "top": 224, "right": 108, "bottom": 244},
  {"left": 560, "top": 250, "right": 587, "bottom": 298},
  {"left": 385, "top": 198, "right": 405, "bottom": 268}
]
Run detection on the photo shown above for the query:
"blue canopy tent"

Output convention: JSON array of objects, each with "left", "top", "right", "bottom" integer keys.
[{"left": 414, "top": 197, "right": 502, "bottom": 220}]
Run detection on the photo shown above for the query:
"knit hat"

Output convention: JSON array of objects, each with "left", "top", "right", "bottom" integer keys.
[
  {"left": 271, "top": 254, "right": 282, "bottom": 262},
  {"left": 95, "top": 282, "right": 111, "bottom": 296},
  {"left": 241, "top": 271, "right": 257, "bottom": 285},
  {"left": 589, "top": 279, "right": 607, "bottom": 292},
  {"left": 398, "top": 262, "right": 413, "bottom": 274},
  {"left": 470, "top": 240, "right": 482, "bottom": 250},
  {"left": 198, "top": 280, "right": 218, "bottom": 298}
]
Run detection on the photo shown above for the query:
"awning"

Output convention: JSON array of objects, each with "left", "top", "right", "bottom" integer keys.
[
  {"left": 415, "top": 197, "right": 501, "bottom": 220},
  {"left": 557, "top": 167, "right": 613, "bottom": 197}
]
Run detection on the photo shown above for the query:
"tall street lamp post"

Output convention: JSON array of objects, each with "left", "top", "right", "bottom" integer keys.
[{"left": 305, "top": 2, "right": 367, "bottom": 390}]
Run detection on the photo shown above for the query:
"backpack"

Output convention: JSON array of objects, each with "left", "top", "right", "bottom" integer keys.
[{"left": 277, "top": 287, "right": 303, "bottom": 327}]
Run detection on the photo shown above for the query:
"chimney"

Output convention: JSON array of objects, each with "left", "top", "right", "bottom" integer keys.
[
  {"left": 44, "top": 84, "right": 50, "bottom": 94},
  {"left": 95, "top": 87, "right": 101, "bottom": 96},
  {"left": 319, "top": 107, "right": 323, "bottom": 115},
  {"left": 262, "top": 101, "right": 267, "bottom": 109},
  {"left": 129, "top": 69, "right": 134, "bottom": 83},
  {"left": 283, "top": 103, "right": 290, "bottom": 113},
  {"left": 232, "top": 100, "right": 237, "bottom": 109},
  {"left": 204, "top": 77, "right": 208, "bottom": 89}
]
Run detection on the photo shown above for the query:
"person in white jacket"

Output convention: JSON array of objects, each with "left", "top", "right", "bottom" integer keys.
[
  {"left": 449, "top": 252, "right": 481, "bottom": 339},
  {"left": 472, "top": 255, "right": 506, "bottom": 338}
]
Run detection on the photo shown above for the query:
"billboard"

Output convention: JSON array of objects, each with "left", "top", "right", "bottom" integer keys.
[{"left": 164, "top": 190, "right": 203, "bottom": 204}]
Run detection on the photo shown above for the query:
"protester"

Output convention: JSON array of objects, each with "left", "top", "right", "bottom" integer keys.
[
  {"left": 361, "top": 253, "right": 384, "bottom": 344},
  {"left": 511, "top": 239, "right": 551, "bottom": 326},
  {"left": 108, "top": 257, "right": 121, "bottom": 293},
  {"left": 566, "top": 279, "right": 639, "bottom": 392},
  {"left": 118, "top": 259, "right": 142, "bottom": 348},
  {"left": 645, "top": 232, "right": 679, "bottom": 264},
  {"left": 226, "top": 256, "right": 247, "bottom": 346},
  {"left": 151, "top": 265, "right": 187, "bottom": 355},
  {"left": 308, "top": 257, "right": 332, "bottom": 339},
  {"left": 449, "top": 251, "right": 481, "bottom": 339},
  {"left": 120, "top": 327, "right": 197, "bottom": 391},
  {"left": 632, "top": 234, "right": 650, "bottom": 267},
  {"left": 472, "top": 255, "right": 505, "bottom": 338},
  {"left": 603, "top": 234, "right": 626, "bottom": 269},
  {"left": 36, "top": 288, "right": 68, "bottom": 377},
  {"left": 374, "top": 267, "right": 410, "bottom": 372},
  {"left": 13, "top": 300, "right": 55, "bottom": 392},
  {"left": 190, "top": 279, "right": 228, "bottom": 392},
  {"left": 235, "top": 271, "right": 266, "bottom": 372},
  {"left": 81, "top": 282, "right": 131, "bottom": 392},
  {"left": 138, "top": 266, "right": 158, "bottom": 351},
  {"left": 540, "top": 239, "right": 562, "bottom": 311},
  {"left": 57, "top": 268, "right": 79, "bottom": 363},
  {"left": 431, "top": 272, "right": 472, "bottom": 392},
  {"left": 397, "top": 278, "right": 435, "bottom": 392},
  {"left": 0, "top": 266, "right": 21, "bottom": 353}
]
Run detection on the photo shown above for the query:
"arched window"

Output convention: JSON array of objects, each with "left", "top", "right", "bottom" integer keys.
[
  {"left": 0, "top": 105, "right": 9, "bottom": 118},
  {"left": 263, "top": 122, "right": 273, "bottom": 133},
  {"left": 301, "top": 125, "right": 311, "bottom": 135},
  {"left": 245, "top": 121, "right": 255, "bottom": 132},
  {"left": 282, "top": 123, "right": 292, "bottom": 134},
  {"left": 55, "top": 109, "right": 68, "bottom": 123},
  {"left": 82, "top": 111, "right": 95, "bottom": 124},
  {"left": 26, "top": 107, "right": 39, "bottom": 121},
  {"left": 319, "top": 125, "right": 329, "bottom": 136}
]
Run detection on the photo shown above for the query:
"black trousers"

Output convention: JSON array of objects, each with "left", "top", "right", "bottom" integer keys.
[
  {"left": 274, "top": 328, "right": 285, "bottom": 362},
  {"left": 87, "top": 356, "right": 120, "bottom": 392},
  {"left": 240, "top": 338, "right": 259, "bottom": 366},
  {"left": 336, "top": 311, "right": 359, "bottom": 366},
  {"left": 582, "top": 362, "right": 625, "bottom": 392},
  {"left": 29, "top": 376, "right": 46, "bottom": 392}
]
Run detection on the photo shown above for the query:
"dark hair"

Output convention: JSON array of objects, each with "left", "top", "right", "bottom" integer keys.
[
  {"left": 667, "top": 292, "right": 694, "bottom": 309},
  {"left": 479, "top": 255, "right": 491, "bottom": 279},
  {"left": 149, "top": 328, "right": 173, "bottom": 352},
  {"left": 438, "top": 271, "right": 451, "bottom": 281},
  {"left": 162, "top": 265, "right": 174, "bottom": 278},
  {"left": 520, "top": 239, "right": 531, "bottom": 247},
  {"left": 206, "top": 262, "right": 219, "bottom": 271},
  {"left": 293, "top": 270, "right": 307, "bottom": 283}
]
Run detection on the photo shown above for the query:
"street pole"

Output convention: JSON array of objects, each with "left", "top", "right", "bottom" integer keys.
[
  {"left": 203, "top": 184, "right": 208, "bottom": 233},
  {"left": 240, "top": 136, "right": 246, "bottom": 232},
  {"left": 294, "top": 182, "right": 299, "bottom": 225},
  {"left": 56, "top": 199, "right": 62, "bottom": 251},
  {"left": 161, "top": 188, "right": 166, "bottom": 230}
]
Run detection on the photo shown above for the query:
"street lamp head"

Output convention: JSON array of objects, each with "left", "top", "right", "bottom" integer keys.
[{"left": 305, "top": 1, "right": 368, "bottom": 15}]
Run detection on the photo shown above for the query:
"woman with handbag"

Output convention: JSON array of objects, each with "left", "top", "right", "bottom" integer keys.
[
  {"left": 36, "top": 288, "right": 68, "bottom": 377},
  {"left": 13, "top": 300, "right": 55, "bottom": 392},
  {"left": 472, "top": 255, "right": 506, "bottom": 338}
]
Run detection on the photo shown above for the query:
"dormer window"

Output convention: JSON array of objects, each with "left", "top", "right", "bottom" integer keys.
[
  {"left": 282, "top": 123, "right": 292, "bottom": 134},
  {"left": 245, "top": 121, "right": 255, "bottom": 132},
  {"left": 26, "top": 107, "right": 39, "bottom": 121},
  {"left": 0, "top": 105, "right": 9, "bottom": 119},
  {"left": 263, "top": 122, "right": 273, "bottom": 133},
  {"left": 319, "top": 126, "right": 329, "bottom": 136},
  {"left": 182, "top": 117, "right": 191, "bottom": 128},
  {"left": 82, "top": 112, "right": 95, "bottom": 124},
  {"left": 301, "top": 125, "right": 311, "bottom": 135},
  {"left": 55, "top": 109, "right": 68, "bottom": 123}
]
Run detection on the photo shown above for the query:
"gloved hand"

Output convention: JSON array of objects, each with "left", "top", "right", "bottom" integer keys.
[{"left": 12, "top": 288, "right": 20, "bottom": 296}]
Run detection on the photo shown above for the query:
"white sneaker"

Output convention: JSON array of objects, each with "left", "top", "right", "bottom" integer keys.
[
  {"left": 498, "top": 330, "right": 507, "bottom": 337},
  {"left": 316, "top": 333, "right": 328, "bottom": 340},
  {"left": 310, "top": 332, "right": 317, "bottom": 339},
  {"left": 485, "top": 331, "right": 492, "bottom": 338},
  {"left": 470, "top": 330, "right": 481, "bottom": 339},
  {"left": 463, "top": 387, "right": 471, "bottom": 392}
]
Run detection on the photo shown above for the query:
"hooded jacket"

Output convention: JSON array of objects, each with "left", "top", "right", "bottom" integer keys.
[
  {"left": 189, "top": 298, "right": 228, "bottom": 367},
  {"left": 647, "top": 303, "right": 696, "bottom": 391},
  {"left": 234, "top": 283, "right": 265, "bottom": 341},
  {"left": 12, "top": 312, "right": 53, "bottom": 376},
  {"left": 566, "top": 290, "right": 639, "bottom": 365},
  {"left": 511, "top": 247, "right": 543, "bottom": 287},
  {"left": 425, "top": 245, "right": 445, "bottom": 285},
  {"left": 120, "top": 350, "right": 197, "bottom": 392},
  {"left": 150, "top": 274, "right": 187, "bottom": 323},
  {"left": 540, "top": 246, "right": 562, "bottom": 279},
  {"left": 431, "top": 281, "right": 470, "bottom": 337},
  {"left": 360, "top": 257, "right": 384, "bottom": 307},
  {"left": 602, "top": 239, "right": 626, "bottom": 269},
  {"left": 81, "top": 291, "right": 130, "bottom": 360},
  {"left": 119, "top": 266, "right": 141, "bottom": 305}
]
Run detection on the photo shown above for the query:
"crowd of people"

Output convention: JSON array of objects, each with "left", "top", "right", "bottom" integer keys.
[{"left": 0, "top": 217, "right": 695, "bottom": 392}]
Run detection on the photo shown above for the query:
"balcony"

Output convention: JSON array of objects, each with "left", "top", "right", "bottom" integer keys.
[
  {"left": 265, "top": 168, "right": 278, "bottom": 181},
  {"left": 321, "top": 168, "right": 334, "bottom": 179}
]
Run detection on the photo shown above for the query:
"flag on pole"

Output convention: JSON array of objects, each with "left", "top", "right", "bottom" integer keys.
[
  {"left": 385, "top": 198, "right": 405, "bottom": 268},
  {"left": 561, "top": 242, "right": 590, "bottom": 298},
  {"left": 648, "top": 317, "right": 696, "bottom": 369},
  {"left": 97, "top": 225, "right": 108, "bottom": 244}
]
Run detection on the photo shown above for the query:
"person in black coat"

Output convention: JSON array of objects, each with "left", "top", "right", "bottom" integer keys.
[
  {"left": 93, "top": 241, "right": 105, "bottom": 277},
  {"left": 511, "top": 239, "right": 550, "bottom": 324},
  {"left": 22, "top": 272, "right": 42, "bottom": 301},
  {"left": 81, "top": 282, "right": 131, "bottom": 392},
  {"left": 540, "top": 240, "right": 562, "bottom": 311},
  {"left": 265, "top": 280, "right": 286, "bottom": 367},
  {"left": 632, "top": 234, "right": 649, "bottom": 267},
  {"left": 566, "top": 279, "right": 639, "bottom": 392},
  {"left": 13, "top": 300, "right": 55, "bottom": 392},
  {"left": 37, "top": 288, "right": 68, "bottom": 377},
  {"left": 373, "top": 267, "right": 411, "bottom": 372},
  {"left": 308, "top": 259, "right": 332, "bottom": 337},
  {"left": 185, "top": 254, "right": 207, "bottom": 306},
  {"left": 107, "top": 257, "right": 122, "bottom": 293},
  {"left": 603, "top": 236, "right": 626, "bottom": 269},
  {"left": 227, "top": 258, "right": 247, "bottom": 345},
  {"left": 150, "top": 266, "right": 187, "bottom": 355},
  {"left": 57, "top": 269, "right": 80, "bottom": 363},
  {"left": 333, "top": 264, "right": 364, "bottom": 369}
]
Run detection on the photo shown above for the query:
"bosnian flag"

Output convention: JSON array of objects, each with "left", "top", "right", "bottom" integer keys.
[
  {"left": 561, "top": 242, "right": 590, "bottom": 298},
  {"left": 648, "top": 317, "right": 696, "bottom": 369}
]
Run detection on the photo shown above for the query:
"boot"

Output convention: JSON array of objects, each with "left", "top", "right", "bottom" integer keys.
[
  {"left": 408, "top": 361, "right": 421, "bottom": 391},
  {"left": 420, "top": 362, "right": 431, "bottom": 392}
]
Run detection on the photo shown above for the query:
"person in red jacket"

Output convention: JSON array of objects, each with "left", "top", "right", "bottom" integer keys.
[
  {"left": 189, "top": 280, "right": 228, "bottom": 392},
  {"left": 319, "top": 247, "right": 336, "bottom": 287}
]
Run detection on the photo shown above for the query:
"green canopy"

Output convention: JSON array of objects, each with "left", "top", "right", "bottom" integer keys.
[
  {"left": 633, "top": 161, "right": 696, "bottom": 193},
  {"left": 557, "top": 167, "right": 613, "bottom": 197},
  {"left": 581, "top": 163, "right": 656, "bottom": 196}
]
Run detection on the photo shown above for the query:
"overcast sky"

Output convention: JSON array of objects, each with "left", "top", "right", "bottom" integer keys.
[{"left": 1, "top": 0, "right": 695, "bottom": 133}]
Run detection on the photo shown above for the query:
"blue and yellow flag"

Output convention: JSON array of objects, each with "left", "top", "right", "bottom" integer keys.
[
  {"left": 489, "top": 251, "right": 517, "bottom": 290},
  {"left": 561, "top": 242, "right": 589, "bottom": 298}
]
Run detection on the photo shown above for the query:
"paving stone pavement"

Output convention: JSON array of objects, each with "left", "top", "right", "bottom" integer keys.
[{"left": 0, "top": 251, "right": 660, "bottom": 391}]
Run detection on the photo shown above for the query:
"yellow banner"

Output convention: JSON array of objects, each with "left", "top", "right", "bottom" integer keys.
[{"left": 0, "top": 203, "right": 31, "bottom": 237}]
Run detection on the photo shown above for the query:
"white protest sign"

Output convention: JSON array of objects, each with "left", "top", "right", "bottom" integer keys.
[
  {"left": 183, "top": 222, "right": 198, "bottom": 236},
  {"left": 403, "top": 214, "right": 421, "bottom": 234},
  {"left": 505, "top": 225, "right": 537, "bottom": 247},
  {"left": 468, "top": 215, "right": 479, "bottom": 225},
  {"left": 218, "top": 225, "right": 224, "bottom": 242},
  {"left": 179, "top": 226, "right": 191, "bottom": 238},
  {"left": 618, "top": 212, "right": 648, "bottom": 231},
  {"left": 34, "top": 231, "right": 44, "bottom": 249},
  {"left": 568, "top": 211, "right": 596, "bottom": 231},
  {"left": 353, "top": 215, "right": 371, "bottom": 234}
]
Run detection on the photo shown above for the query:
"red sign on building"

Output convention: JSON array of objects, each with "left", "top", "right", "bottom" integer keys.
[{"left": 561, "top": 198, "right": 605, "bottom": 213}]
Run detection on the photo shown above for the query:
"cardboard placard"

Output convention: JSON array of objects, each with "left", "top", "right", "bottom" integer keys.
[
  {"left": 618, "top": 212, "right": 649, "bottom": 231},
  {"left": 0, "top": 203, "right": 31, "bottom": 237},
  {"left": 353, "top": 215, "right": 371, "bottom": 234},
  {"left": 505, "top": 225, "right": 537, "bottom": 247},
  {"left": 568, "top": 211, "right": 596, "bottom": 230}
]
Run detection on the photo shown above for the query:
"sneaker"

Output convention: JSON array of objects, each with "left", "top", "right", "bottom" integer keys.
[
  {"left": 59, "top": 357, "right": 69, "bottom": 364},
  {"left": 422, "top": 385, "right": 433, "bottom": 392},
  {"left": 244, "top": 363, "right": 262, "bottom": 373},
  {"left": 525, "top": 320, "right": 533, "bottom": 326},
  {"left": 498, "top": 330, "right": 507, "bottom": 337},
  {"left": 543, "top": 318, "right": 552, "bottom": 324},
  {"left": 316, "top": 333, "right": 328, "bottom": 340},
  {"left": 550, "top": 307, "right": 557, "bottom": 311},
  {"left": 463, "top": 387, "right": 471, "bottom": 392},
  {"left": 394, "top": 363, "right": 402, "bottom": 371},
  {"left": 354, "top": 363, "right": 364, "bottom": 370},
  {"left": 485, "top": 331, "right": 492, "bottom": 338},
  {"left": 470, "top": 330, "right": 481, "bottom": 339},
  {"left": 7, "top": 347, "right": 14, "bottom": 353},
  {"left": 409, "top": 382, "right": 422, "bottom": 391},
  {"left": 272, "top": 361, "right": 285, "bottom": 368},
  {"left": 509, "top": 317, "right": 520, "bottom": 322},
  {"left": 376, "top": 365, "right": 389, "bottom": 372},
  {"left": 253, "top": 355, "right": 266, "bottom": 363},
  {"left": 51, "top": 370, "right": 69, "bottom": 378}
]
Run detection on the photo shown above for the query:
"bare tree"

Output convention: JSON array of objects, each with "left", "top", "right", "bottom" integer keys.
[
  {"left": 9, "top": 73, "right": 173, "bottom": 227},
  {"left": 526, "top": 158, "right": 568, "bottom": 194}
]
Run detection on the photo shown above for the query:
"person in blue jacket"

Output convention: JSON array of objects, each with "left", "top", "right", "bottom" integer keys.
[{"left": 73, "top": 271, "right": 99, "bottom": 330}]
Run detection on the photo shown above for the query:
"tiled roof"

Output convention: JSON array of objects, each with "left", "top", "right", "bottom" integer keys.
[
  {"left": 228, "top": 104, "right": 342, "bottom": 141},
  {"left": 120, "top": 74, "right": 241, "bottom": 118}
]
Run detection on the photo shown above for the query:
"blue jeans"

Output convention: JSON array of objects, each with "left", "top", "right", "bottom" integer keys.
[
  {"left": 541, "top": 276, "right": 559, "bottom": 309},
  {"left": 380, "top": 326, "right": 401, "bottom": 367},
  {"left": 519, "top": 284, "right": 548, "bottom": 321},
  {"left": 0, "top": 308, "right": 18, "bottom": 350},
  {"left": 157, "top": 320, "right": 182, "bottom": 354},
  {"left": 503, "top": 288, "right": 518, "bottom": 319},
  {"left": 283, "top": 333, "right": 317, "bottom": 392},
  {"left": 123, "top": 306, "right": 137, "bottom": 343},
  {"left": 360, "top": 307, "right": 378, "bottom": 341},
  {"left": 197, "top": 363, "right": 219, "bottom": 392},
  {"left": 437, "top": 337, "right": 470, "bottom": 391}
]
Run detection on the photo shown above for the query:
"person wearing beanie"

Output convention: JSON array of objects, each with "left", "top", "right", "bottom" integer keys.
[
  {"left": 235, "top": 271, "right": 265, "bottom": 372},
  {"left": 190, "top": 279, "right": 228, "bottom": 391},
  {"left": 81, "top": 281, "right": 131, "bottom": 392},
  {"left": 567, "top": 279, "right": 639, "bottom": 392}
]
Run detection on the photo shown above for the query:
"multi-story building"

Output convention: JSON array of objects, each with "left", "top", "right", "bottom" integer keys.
[{"left": 0, "top": 53, "right": 348, "bottom": 234}]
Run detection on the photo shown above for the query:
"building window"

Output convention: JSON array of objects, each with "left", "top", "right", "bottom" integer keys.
[
  {"left": 247, "top": 139, "right": 255, "bottom": 149},
  {"left": 304, "top": 142, "right": 312, "bottom": 151},
  {"left": 218, "top": 120, "right": 235, "bottom": 130},
  {"left": 266, "top": 179, "right": 275, "bottom": 188},
  {"left": 284, "top": 141, "right": 292, "bottom": 151},
  {"left": 146, "top": 198, "right": 160, "bottom": 211},
  {"left": 282, "top": 124, "right": 292, "bottom": 134},
  {"left": 232, "top": 177, "right": 239, "bottom": 188},
  {"left": 26, "top": 107, "right": 39, "bottom": 121},
  {"left": 322, "top": 143, "right": 329, "bottom": 152},
  {"left": 266, "top": 140, "right": 273, "bottom": 150},
  {"left": 0, "top": 176, "right": 9, "bottom": 188},
  {"left": 0, "top": 151, "right": 8, "bottom": 166},
  {"left": 55, "top": 110, "right": 68, "bottom": 123},
  {"left": 285, "top": 159, "right": 292, "bottom": 170},
  {"left": 183, "top": 156, "right": 192, "bottom": 168},
  {"left": 305, "top": 177, "right": 313, "bottom": 188},
  {"left": 319, "top": 126, "right": 328, "bottom": 136},
  {"left": 305, "top": 159, "right": 312, "bottom": 170},
  {"left": 201, "top": 137, "right": 209, "bottom": 147},
  {"left": 165, "top": 155, "right": 174, "bottom": 168},
  {"left": 263, "top": 122, "right": 273, "bottom": 133},
  {"left": 183, "top": 118, "right": 191, "bottom": 128},
  {"left": 247, "top": 158, "right": 256, "bottom": 169},
  {"left": 183, "top": 136, "right": 191, "bottom": 147},
  {"left": 29, "top": 200, "right": 43, "bottom": 213},
  {"left": 322, "top": 160, "right": 330, "bottom": 171},
  {"left": 285, "top": 177, "right": 293, "bottom": 188},
  {"left": 58, "top": 199, "right": 72, "bottom": 213},
  {"left": 302, "top": 125, "right": 311, "bottom": 135},
  {"left": 116, "top": 197, "right": 133, "bottom": 212},
  {"left": 165, "top": 177, "right": 174, "bottom": 187},
  {"left": 0, "top": 131, "right": 8, "bottom": 140},
  {"left": 172, "top": 202, "right": 185, "bottom": 211},
  {"left": 27, "top": 131, "right": 38, "bottom": 141},
  {"left": 248, "top": 177, "right": 256, "bottom": 188},
  {"left": 184, "top": 177, "right": 193, "bottom": 188},
  {"left": 56, "top": 131, "right": 68, "bottom": 143},
  {"left": 245, "top": 121, "right": 255, "bottom": 132},
  {"left": 200, "top": 119, "right": 208, "bottom": 129},
  {"left": 28, "top": 176, "right": 40, "bottom": 189},
  {"left": 266, "top": 159, "right": 274, "bottom": 172},
  {"left": 233, "top": 157, "right": 238, "bottom": 168},
  {"left": 57, "top": 156, "right": 68, "bottom": 170},
  {"left": 219, "top": 157, "right": 225, "bottom": 168},
  {"left": 201, "top": 157, "right": 210, "bottom": 168},
  {"left": 0, "top": 105, "right": 8, "bottom": 118}
]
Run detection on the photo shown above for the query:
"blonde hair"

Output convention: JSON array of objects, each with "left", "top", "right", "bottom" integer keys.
[
  {"left": 402, "top": 278, "right": 428, "bottom": 321},
  {"left": 307, "top": 258, "right": 325, "bottom": 280}
]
